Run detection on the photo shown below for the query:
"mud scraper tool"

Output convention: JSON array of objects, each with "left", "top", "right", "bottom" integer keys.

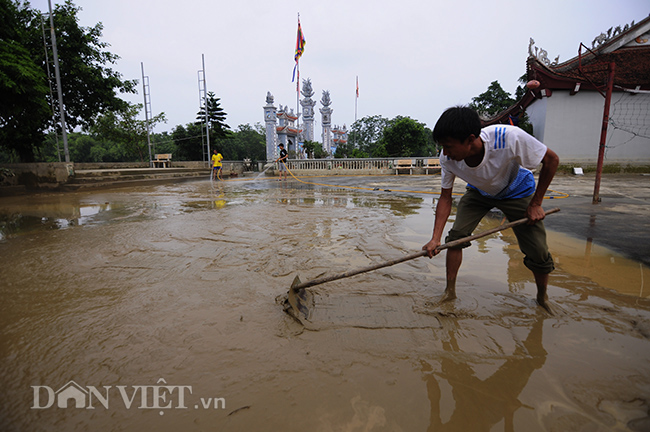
[{"left": 287, "top": 208, "right": 560, "bottom": 321}]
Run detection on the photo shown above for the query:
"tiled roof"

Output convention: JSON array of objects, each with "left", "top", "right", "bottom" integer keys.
[
  {"left": 529, "top": 46, "right": 650, "bottom": 90},
  {"left": 484, "top": 15, "right": 650, "bottom": 126}
]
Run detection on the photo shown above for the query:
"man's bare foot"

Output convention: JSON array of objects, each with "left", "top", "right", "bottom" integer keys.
[
  {"left": 537, "top": 297, "right": 554, "bottom": 315},
  {"left": 439, "top": 290, "right": 457, "bottom": 304}
]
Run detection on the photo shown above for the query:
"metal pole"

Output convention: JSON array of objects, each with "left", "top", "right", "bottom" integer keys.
[
  {"left": 41, "top": 16, "right": 61, "bottom": 162},
  {"left": 141, "top": 62, "right": 153, "bottom": 167},
  {"left": 592, "top": 62, "right": 615, "bottom": 204},
  {"left": 48, "top": 0, "right": 69, "bottom": 162},
  {"left": 202, "top": 54, "right": 210, "bottom": 160}
]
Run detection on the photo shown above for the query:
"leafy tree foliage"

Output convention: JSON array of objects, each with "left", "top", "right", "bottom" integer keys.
[
  {"left": 336, "top": 115, "right": 436, "bottom": 158},
  {"left": 514, "top": 73, "right": 528, "bottom": 100},
  {"left": 469, "top": 80, "right": 515, "bottom": 117},
  {"left": 42, "top": 1, "right": 136, "bottom": 130},
  {"left": 333, "top": 146, "right": 370, "bottom": 158},
  {"left": 332, "top": 142, "right": 353, "bottom": 158},
  {"left": 196, "top": 91, "right": 230, "bottom": 140},
  {"left": 383, "top": 117, "right": 429, "bottom": 157},
  {"left": 303, "top": 140, "right": 328, "bottom": 159},
  {"left": 0, "top": 0, "right": 50, "bottom": 162},
  {"left": 172, "top": 123, "right": 204, "bottom": 161},
  {"left": 150, "top": 132, "right": 175, "bottom": 155},
  {"left": 90, "top": 103, "right": 166, "bottom": 162},
  {"left": 469, "top": 77, "right": 534, "bottom": 134},
  {"left": 348, "top": 115, "right": 391, "bottom": 157},
  {"left": 217, "top": 124, "right": 266, "bottom": 161},
  {"left": 0, "top": 0, "right": 137, "bottom": 162}
]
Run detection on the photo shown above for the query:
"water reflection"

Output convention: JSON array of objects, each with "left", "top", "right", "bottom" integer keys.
[
  {"left": 0, "top": 203, "right": 112, "bottom": 240},
  {"left": 498, "top": 224, "right": 650, "bottom": 299},
  {"left": 422, "top": 318, "right": 546, "bottom": 431},
  {"left": 0, "top": 182, "right": 423, "bottom": 239}
]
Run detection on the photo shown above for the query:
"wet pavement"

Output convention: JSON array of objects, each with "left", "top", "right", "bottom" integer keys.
[
  {"left": 0, "top": 172, "right": 649, "bottom": 431},
  {"left": 284, "top": 172, "right": 650, "bottom": 266}
]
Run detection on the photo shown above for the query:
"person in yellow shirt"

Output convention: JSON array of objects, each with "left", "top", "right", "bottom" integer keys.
[{"left": 211, "top": 149, "right": 223, "bottom": 180}]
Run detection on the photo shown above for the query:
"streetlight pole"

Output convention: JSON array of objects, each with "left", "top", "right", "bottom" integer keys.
[{"left": 48, "top": 0, "right": 69, "bottom": 163}]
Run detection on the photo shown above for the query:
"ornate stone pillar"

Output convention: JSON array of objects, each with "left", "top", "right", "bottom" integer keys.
[
  {"left": 319, "top": 90, "right": 333, "bottom": 155},
  {"left": 300, "top": 78, "right": 316, "bottom": 143},
  {"left": 263, "top": 92, "right": 278, "bottom": 161}
]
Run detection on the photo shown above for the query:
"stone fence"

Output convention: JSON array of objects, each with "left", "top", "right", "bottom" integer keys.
[
  {"left": 3, "top": 157, "right": 646, "bottom": 193},
  {"left": 280, "top": 157, "right": 413, "bottom": 176}
]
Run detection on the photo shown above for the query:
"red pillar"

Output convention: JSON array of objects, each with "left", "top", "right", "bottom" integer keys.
[{"left": 592, "top": 62, "right": 616, "bottom": 204}]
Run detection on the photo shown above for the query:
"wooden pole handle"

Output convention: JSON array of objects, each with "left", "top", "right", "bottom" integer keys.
[{"left": 291, "top": 207, "right": 560, "bottom": 291}]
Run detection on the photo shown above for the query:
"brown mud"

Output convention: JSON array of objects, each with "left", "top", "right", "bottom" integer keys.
[{"left": 1, "top": 176, "right": 649, "bottom": 431}]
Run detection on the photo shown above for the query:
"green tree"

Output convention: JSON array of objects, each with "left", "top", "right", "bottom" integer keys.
[
  {"left": 333, "top": 142, "right": 354, "bottom": 158},
  {"left": 383, "top": 117, "right": 428, "bottom": 157},
  {"left": 514, "top": 73, "right": 528, "bottom": 100},
  {"left": 333, "top": 145, "right": 369, "bottom": 158},
  {"left": 91, "top": 103, "right": 166, "bottom": 162},
  {"left": 41, "top": 1, "right": 137, "bottom": 130},
  {"left": 421, "top": 125, "right": 439, "bottom": 156},
  {"left": 0, "top": 0, "right": 137, "bottom": 162},
  {"left": 303, "top": 140, "right": 328, "bottom": 159},
  {"left": 218, "top": 124, "right": 266, "bottom": 161},
  {"left": 196, "top": 91, "right": 230, "bottom": 139},
  {"left": 0, "top": 0, "right": 50, "bottom": 162},
  {"left": 150, "top": 131, "right": 176, "bottom": 156},
  {"left": 68, "top": 133, "right": 100, "bottom": 162},
  {"left": 469, "top": 80, "right": 515, "bottom": 117},
  {"left": 349, "top": 115, "right": 391, "bottom": 157},
  {"left": 470, "top": 77, "right": 534, "bottom": 134},
  {"left": 173, "top": 123, "right": 204, "bottom": 161}
]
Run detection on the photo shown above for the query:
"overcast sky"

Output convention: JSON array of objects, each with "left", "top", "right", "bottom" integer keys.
[{"left": 30, "top": 0, "right": 648, "bottom": 135}]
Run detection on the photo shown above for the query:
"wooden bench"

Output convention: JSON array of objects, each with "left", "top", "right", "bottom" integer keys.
[
  {"left": 395, "top": 159, "right": 414, "bottom": 175},
  {"left": 425, "top": 158, "right": 441, "bottom": 174},
  {"left": 152, "top": 153, "right": 172, "bottom": 168}
]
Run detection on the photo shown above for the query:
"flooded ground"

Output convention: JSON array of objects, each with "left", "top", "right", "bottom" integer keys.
[{"left": 1, "top": 174, "right": 649, "bottom": 431}]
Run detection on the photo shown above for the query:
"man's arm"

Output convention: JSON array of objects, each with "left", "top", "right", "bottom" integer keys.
[
  {"left": 526, "top": 148, "right": 559, "bottom": 223},
  {"left": 423, "top": 187, "right": 453, "bottom": 257}
]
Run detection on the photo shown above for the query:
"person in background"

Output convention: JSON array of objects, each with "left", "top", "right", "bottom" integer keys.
[
  {"left": 276, "top": 143, "right": 288, "bottom": 181},
  {"left": 211, "top": 149, "right": 223, "bottom": 181}
]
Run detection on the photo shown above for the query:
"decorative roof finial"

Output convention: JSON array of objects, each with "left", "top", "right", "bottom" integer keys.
[{"left": 528, "top": 38, "right": 559, "bottom": 66}]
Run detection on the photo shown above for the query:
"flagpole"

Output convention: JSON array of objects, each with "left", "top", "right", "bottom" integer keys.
[
  {"left": 355, "top": 76, "right": 358, "bottom": 149},
  {"left": 296, "top": 13, "right": 301, "bottom": 158},
  {"left": 292, "top": 12, "right": 305, "bottom": 158},
  {"left": 355, "top": 76, "right": 358, "bottom": 123}
]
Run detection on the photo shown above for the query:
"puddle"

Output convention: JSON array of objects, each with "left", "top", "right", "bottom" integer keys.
[{"left": 0, "top": 177, "right": 648, "bottom": 431}]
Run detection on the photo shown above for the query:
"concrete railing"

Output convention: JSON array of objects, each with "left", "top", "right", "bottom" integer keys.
[{"left": 277, "top": 157, "right": 441, "bottom": 176}]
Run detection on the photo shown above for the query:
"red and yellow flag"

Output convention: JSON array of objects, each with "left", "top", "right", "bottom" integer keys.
[{"left": 294, "top": 20, "right": 306, "bottom": 62}]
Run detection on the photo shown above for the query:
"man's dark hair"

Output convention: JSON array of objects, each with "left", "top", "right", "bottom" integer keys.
[{"left": 432, "top": 106, "right": 482, "bottom": 143}]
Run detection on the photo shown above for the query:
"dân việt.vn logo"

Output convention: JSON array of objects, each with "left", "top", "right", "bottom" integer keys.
[{"left": 32, "top": 378, "right": 226, "bottom": 415}]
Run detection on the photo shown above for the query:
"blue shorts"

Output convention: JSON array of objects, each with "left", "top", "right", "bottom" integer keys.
[{"left": 213, "top": 166, "right": 222, "bottom": 171}]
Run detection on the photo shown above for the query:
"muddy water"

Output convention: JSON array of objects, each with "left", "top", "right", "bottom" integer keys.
[{"left": 1, "top": 178, "right": 649, "bottom": 431}]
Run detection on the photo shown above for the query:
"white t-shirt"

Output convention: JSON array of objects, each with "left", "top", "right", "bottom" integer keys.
[{"left": 440, "top": 125, "right": 547, "bottom": 199}]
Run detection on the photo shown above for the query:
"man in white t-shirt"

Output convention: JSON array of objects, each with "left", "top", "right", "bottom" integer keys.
[{"left": 422, "top": 106, "right": 559, "bottom": 313}]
